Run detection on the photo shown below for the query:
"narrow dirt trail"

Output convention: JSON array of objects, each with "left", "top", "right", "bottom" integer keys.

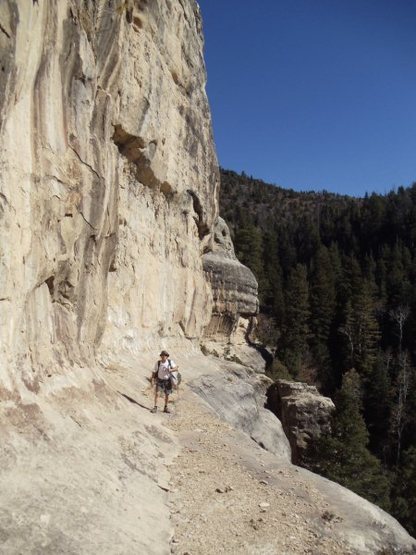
[{"left": 163, "top": 386, "right": 351, "bottom": 555}]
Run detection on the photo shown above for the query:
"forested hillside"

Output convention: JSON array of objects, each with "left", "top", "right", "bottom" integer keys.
[{"left": 220, "top": 168, "right": 416, "bottom": 536}]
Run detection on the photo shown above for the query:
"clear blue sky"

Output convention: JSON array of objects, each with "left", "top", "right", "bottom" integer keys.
[{"left": 197, "top": 0, "right": 416, "bottom": 196}]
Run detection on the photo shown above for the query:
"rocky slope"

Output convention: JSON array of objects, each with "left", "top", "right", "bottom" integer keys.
[
  {"left": 184, "top": 363, "right": 416, "bottom": 554},
  {"left": 0, "top": 1, "right": 415, "bottom": 554},
  {"left": 169, "top": 376, "right": 408, "bottom": 555}
]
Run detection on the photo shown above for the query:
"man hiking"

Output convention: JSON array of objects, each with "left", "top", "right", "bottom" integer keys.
[{"left": 151, "top": 350, "right": 178, "bottom": 413}]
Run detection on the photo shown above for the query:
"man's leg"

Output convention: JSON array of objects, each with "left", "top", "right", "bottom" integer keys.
[
  {"left": 151, "top": 384, "right": 159, "bottom": 412},
  {"left": 163, "top": 392, "right": 170, "bottom": 413}
]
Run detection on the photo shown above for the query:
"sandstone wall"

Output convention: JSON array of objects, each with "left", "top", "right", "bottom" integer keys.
[{"left": 0, "top": 0, "right": 257, "bottom": 395}]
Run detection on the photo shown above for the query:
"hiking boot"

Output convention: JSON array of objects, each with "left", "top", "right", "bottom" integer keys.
[
  {"left": 163, "top": 406, "right": 170, "bottom": 414},
  {"left": 151, "top": 406, "right": 157, "bottom": 413}
]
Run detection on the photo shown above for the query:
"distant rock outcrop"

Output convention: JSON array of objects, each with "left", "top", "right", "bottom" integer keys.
[
  {"left": 202, "top": 217, "right": 259, "bottom": 324},
  {"left": 267, "top": 380, "right": 335, "bottom": 464}
]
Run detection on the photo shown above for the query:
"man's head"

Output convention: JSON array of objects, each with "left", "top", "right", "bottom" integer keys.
[{"left": 160, "top": 350, "right": 169, "bottom": 359}]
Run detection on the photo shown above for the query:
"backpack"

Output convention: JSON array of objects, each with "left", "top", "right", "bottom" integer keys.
[{"left": 171, "top": 370, "right": 182, "bottom": 388}]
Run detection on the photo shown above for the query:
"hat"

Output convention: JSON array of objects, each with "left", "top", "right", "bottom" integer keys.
[{"left": 160, "top": 350, "right": 169, "bottom": 357}]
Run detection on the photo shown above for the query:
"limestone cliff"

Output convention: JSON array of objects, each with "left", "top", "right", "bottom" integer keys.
[{"left": 0, "top": 0, "right": 256, "bottom": 396}]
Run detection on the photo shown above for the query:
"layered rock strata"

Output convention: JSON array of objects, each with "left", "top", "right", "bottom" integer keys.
[
  {"left": 202, "top": 217, "right": 259, "bottom": 327},
  {"left": 202, "top": 217, "right": 263, "bottom": 369}
]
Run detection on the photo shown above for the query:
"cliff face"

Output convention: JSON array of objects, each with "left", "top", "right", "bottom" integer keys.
[{"left": 0, "top": 0, "right": 257, "bottom": 396}]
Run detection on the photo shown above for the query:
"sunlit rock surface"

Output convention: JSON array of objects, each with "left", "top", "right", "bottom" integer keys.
[
  {"left": 0, "top": 0, "right": 226, "bottom": 394},
  {"left": 267, "top": 380, "right": 335, "bottom": 464}
]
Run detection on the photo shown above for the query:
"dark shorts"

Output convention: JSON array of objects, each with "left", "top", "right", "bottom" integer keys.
[{"left": 156, "top": 378, "right": 172, "bottom": 395}]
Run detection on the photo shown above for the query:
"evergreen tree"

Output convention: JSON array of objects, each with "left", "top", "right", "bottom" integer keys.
[
  {"left": 339, "top": 276, "right": 380, "bottom": 378},
  {"left": 234, "top": 224, "right": 265, "bottom": 295},
  {"left": 219, "top": 168, "right": 416, "bottom": 531},
  {"left": 310, "top": 247, "right": 336, "bottom": 345},
  {"left": 278, "top": 228, "right": 297, "bottom": 276},
  {"left": 364, "top": 352, "right": 392, "bottom": 461},
  {"left": 389, "top": 351, "right": 414, "bottom": 465},
  {"left": 262, "top": 231, "right": 282, "bottom": 312},
  {"left": 328, "top": 242, "right": 343, "bottom": 286},
  {"left": 386, "top": 242, "right": 409, "bottom": 307},
  {"left": 279, "top": 264, "right": 310, "bottom": 376},
  {"left": 312, "top": 370, "right": 391, "bottom": 509},
  {"left": 392, "top": 446, "right": 416, "bottom": 537},
  {"left": 352, "top": 280, "right": 380, "bottom": 377},
  {"left": 309, "top": 247, "right": 336, "bottom": 391}
]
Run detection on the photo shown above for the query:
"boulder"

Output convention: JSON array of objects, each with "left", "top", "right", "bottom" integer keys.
[{"left": 267, "top": 380, "right": 335, "bottom": 464}]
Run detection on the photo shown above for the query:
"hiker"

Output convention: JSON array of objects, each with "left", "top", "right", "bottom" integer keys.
[{"left": 151, "top": 350, "right": 178, "bottom": 414}]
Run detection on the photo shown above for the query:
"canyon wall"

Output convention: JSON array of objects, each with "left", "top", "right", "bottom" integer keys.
[{"left": 0, "top": 0, "right": 258, "bottom": 397}]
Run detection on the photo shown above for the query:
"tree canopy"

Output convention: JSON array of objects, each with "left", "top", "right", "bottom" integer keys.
[{"left": 220, "top": 168, "right": 416, "bottom": 536}]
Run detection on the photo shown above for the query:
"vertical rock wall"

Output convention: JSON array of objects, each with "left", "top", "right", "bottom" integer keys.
[{"left": 0, "top": 0, "right": 226, "bottom": 395}]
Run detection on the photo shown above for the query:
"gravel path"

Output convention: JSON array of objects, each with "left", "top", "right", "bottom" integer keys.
[{"left": 164, "top": 387, "right": 351, "bottom": 555}]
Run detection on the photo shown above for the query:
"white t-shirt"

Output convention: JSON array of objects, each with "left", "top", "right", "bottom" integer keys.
[{"left": 154, "top": 359, "right": 176, "bottom": 380}]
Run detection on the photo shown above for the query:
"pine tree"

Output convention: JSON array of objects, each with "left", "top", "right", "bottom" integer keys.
[
  {"left": 352, "top": 280, "right": 380, "bottom": 377},
  {"left": 339, "top": 274, "right": 380, "bottom": 378},
  {"left": 234, "top": 224, "right": 265, "bottom": 291},
  {"left": 309, "top": 247, "right": 336, "bottom": 391},
  {"left": 386, "top": 242, "right": 408, "bottom": 307},
  {"left": 278, "top": 227, "right": 297, "bottom": 276},
  {"left": 312, "top": 370, "right": 391, "bottom": 509},
  {"left": 392, "top": 446, "right": 416, "bottom": 536},
  {"left": 389, "top": 351, "right": 414, "bottom": 465},
  {"left": 364, "top": 352, "right": 392, "bottom": 460},
  {"left": 279, "top": 264, "right": 310, "bottom": 376},
  {"left": 310, "top": 247, "right": 336, "bottom": 346},
  {"left": 262, "top": 231, "right": 282, "bottom": 313}
]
